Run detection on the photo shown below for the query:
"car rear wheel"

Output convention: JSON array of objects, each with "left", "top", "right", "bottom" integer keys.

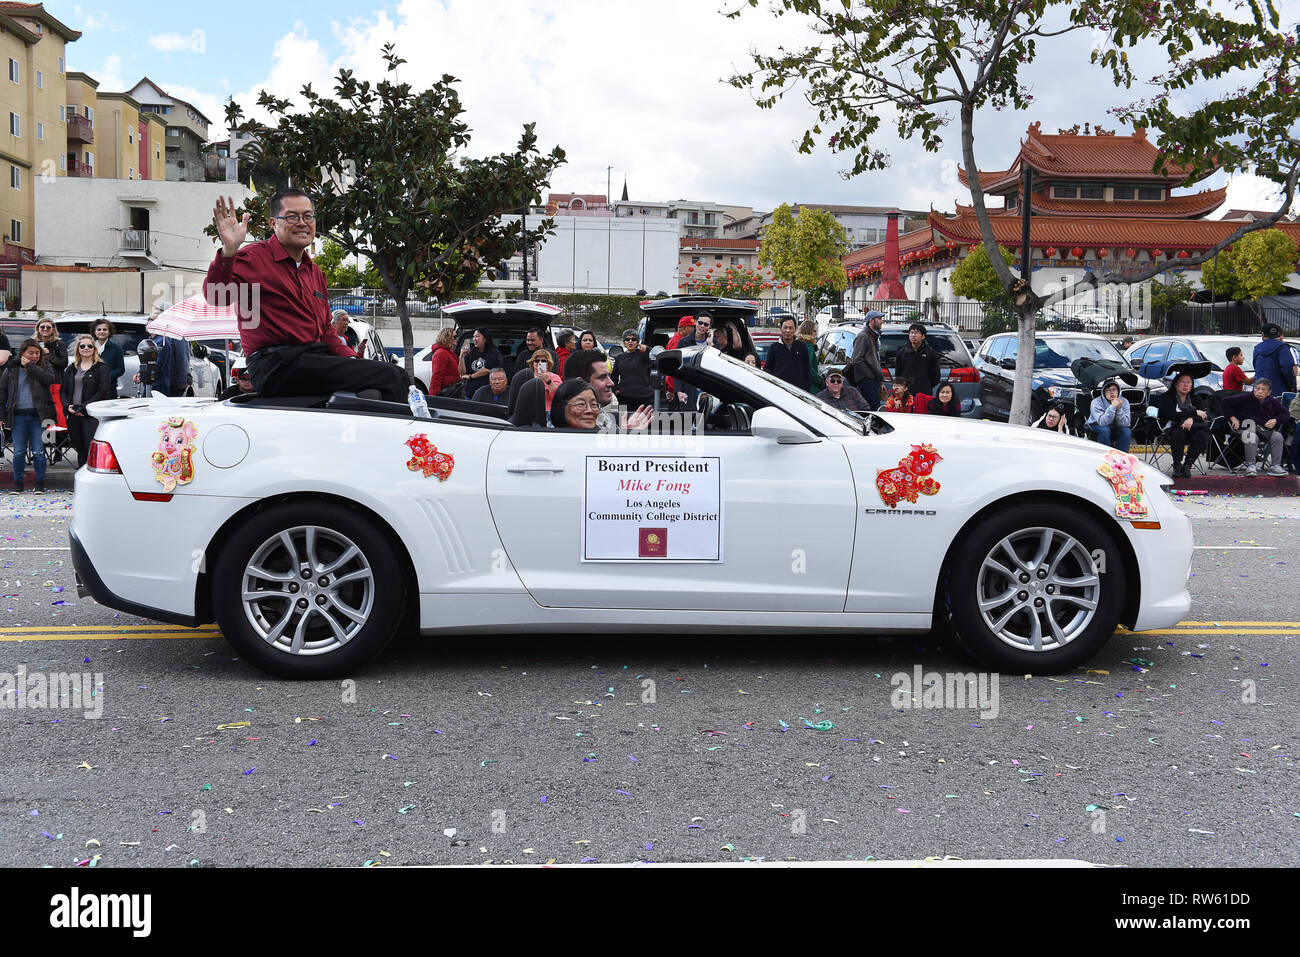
[
  {"left": 943, "top": 504, "right": 1126, "bottom": 673},
  {"left": 212, "top": 502, "right": 406, "bottom": 679}
]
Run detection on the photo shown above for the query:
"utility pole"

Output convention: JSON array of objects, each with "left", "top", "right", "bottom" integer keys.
[{"left": 521, "top": 198, "right": 530, "bottom": 300}]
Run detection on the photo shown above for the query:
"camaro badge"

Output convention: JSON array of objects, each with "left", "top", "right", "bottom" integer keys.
[
  {"left": 151, "top": 417, "right": 198, "bottom": 492},
  {"left": 1096, "top": 450, "right": 1148, "bottom": 520},
  {"left": 405, "top": 434, "right": 454, "bottom": 481},
  {"left": 876, "top": 444, "right": 943, "bottom": 508}
]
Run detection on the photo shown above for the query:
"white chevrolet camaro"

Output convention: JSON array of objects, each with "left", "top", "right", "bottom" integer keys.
[{"left": 70, "top": 346, "right": 1192, "bottom": 679}]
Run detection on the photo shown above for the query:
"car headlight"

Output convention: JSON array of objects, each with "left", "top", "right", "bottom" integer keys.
[{"left": 1045, "top": 386, "right": 1078, "bottom": 400}]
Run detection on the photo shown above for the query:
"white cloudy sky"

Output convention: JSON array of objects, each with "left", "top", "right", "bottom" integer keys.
[{"left": 68, "top": 0, "right": 1300, "bottom": 216}]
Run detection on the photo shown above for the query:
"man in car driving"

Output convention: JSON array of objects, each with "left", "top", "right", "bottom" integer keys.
[{"left": 206, "top": 189, "right": 408, "bottom": 402}]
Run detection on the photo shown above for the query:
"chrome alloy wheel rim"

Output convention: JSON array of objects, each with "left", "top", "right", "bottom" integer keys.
[
  {"left": 976, "top": 527, "right": 1100, "bottom": 653},
  {"left": 241, "top": 526, "right": 375, "bottom": 656}
]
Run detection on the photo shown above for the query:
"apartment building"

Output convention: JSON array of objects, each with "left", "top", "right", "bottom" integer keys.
[
  {"left": 127, "top": 77, "right": 212, "bottom": 182},
  {"left": 0, "top": 1, "right": 80, "bottom": 267}
]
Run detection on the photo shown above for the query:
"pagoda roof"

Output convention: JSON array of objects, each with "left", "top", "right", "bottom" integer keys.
[
  {"left": 842, "top": 209, "right": 1300, "bottom": 271},
  {"left": 965, "top": 186, "right": 1227, "bottom": 220},
  {"left": 930, "top": 208, "right": 1300, "bottom": 251},
  {"left": 957, "top": 122, "right": 1206, "bottom": 191},
  {"left": 844, "top": 221, "right": 937, "bottom": 267}
]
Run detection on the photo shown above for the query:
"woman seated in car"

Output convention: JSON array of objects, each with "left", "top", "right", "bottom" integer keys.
[
  {"left": 551, "top": 378, "right": 652, "bottom": 430},
  {"left": 525, "top": 348, "right": 562, "bottom": 411}
]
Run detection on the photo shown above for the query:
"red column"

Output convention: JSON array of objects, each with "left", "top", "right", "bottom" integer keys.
[{"left": 873, "top": 211, "right": 908, "bottom": 300}]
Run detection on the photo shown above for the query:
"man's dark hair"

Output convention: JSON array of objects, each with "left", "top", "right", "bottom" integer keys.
[
  {"left": 269, "top": 187, "right": 313, "bottom": 218},
  {"left": 1263, "top": 323, "right": 1282, "bottom": 338},
  {"left": 909, "top": 322, "right": 927, "bottom": 335},
  {"left": 564, "top": 348, "right": 608, "bottom": 385},
  {"left": 779, "top": 316, "right": 796, "bottom": 330},
  {"left": 1227, "top": 346, "right": 1242, "bottom": 360},
  {"left": 526, "top": 327, "right": 543, "bottom": 340}
]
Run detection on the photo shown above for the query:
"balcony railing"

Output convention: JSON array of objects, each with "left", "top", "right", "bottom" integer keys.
[
  {"left": 66, "top": 112, "right": 93, "bottom": 144},
  {"left": 119, "top": 229, "right": 150, "bottom": 253},
  {"left": 67, "top": 157, "right": 92, "bottom": 178}
]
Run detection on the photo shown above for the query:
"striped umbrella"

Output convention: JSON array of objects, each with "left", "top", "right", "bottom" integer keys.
[{"left": 145, "top": 293, "right": 241, "bottom": 341}]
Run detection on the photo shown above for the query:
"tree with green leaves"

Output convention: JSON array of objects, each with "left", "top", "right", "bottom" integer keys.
[
  {"left": 1200, "top": 228, "right": 1298, "bottom": 314},
  {"left": 952, "top": 243, "right": 1019, "bottom": 336},
  {"left": 218, "top": 44, "right": 565, "bottom": 375},
  {"left": 1149, "top": 273, "right": 1196, "bottom": 332},
  {"left": 758, "top": 203, "right": 848, "bottom": 314},
  {"left": 315, "top": 239, "right": 364, "bottom": 289},
  {"left": 728, "top": 0, "right": 1300, "bottom": 423}
]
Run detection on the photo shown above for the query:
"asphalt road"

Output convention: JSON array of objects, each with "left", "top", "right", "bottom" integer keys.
[{"left": 0, "top": 490, "right": 1295, "bottom": 867}]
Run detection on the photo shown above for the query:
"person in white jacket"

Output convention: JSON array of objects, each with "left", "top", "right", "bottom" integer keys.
[{"left": 1086, "top": 380, "right": 1132, "bottom": 452}]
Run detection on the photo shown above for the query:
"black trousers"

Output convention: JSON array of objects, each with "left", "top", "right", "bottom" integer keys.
[
  {"left": 248, "top": 344, "right": 407, "bottom": 403},
  {"left": 68, "top": 413, "right": 99, "bottom": 467},
  {"left": 1168, "top": 424, "right": 1209, "bottom": 465}
]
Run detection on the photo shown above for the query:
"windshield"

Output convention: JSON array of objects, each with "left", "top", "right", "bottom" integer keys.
[
  {"left": 1191, "top": 338, "right": 1258, "bottom": 372},
  {"left": 713, "top": 350, "right": 866, "bottom": 434},
  {"left": 1033, "top": 337, "right": 1124, "bottom": 368}
]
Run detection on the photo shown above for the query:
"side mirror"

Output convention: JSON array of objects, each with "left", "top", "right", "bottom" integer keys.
[
  {"left": 1000, "top": 357, "right": 1016, "bottom": 370},
  {"left": 751, "top": 406, "right": 818, "bottom": 444}
]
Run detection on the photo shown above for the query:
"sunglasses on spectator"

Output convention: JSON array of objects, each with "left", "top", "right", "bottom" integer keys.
[
  {"left": 235, "top": 371, "right": 251, "bottom": 380},
  {"left": 78, "top": 344, "right": 96, "bottom": 350}
]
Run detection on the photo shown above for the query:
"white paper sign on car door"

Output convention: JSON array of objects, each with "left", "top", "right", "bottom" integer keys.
[{"left": 582, "top": 455, "right": 723, "bottom": 562}]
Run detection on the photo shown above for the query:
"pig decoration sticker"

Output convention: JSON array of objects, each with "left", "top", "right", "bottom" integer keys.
[
  {"left": 1096, "top": 450, "right": 1149, "bottom": 520},
  {"left": 152, "top": 417, "right": 198, "bottom": 492}
]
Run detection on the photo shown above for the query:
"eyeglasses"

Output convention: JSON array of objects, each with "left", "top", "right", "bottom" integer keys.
[
  {"left": 623, "top": 337, "right": 638, "bottom": 343},
  {"left": 272, "top": 212, "right": 316, "bottom": 224},
  {"left": 827, "top": 377, "right": 844, "bottom": 383},
  {"left": 568, "top": 400, "right": 600, "bottom": 411},
  {"left": 78, "top": 344, "right": 96, "bottom": 350},
  {"left": 235, "top": 371, "right": 251, "bottom": 380}
]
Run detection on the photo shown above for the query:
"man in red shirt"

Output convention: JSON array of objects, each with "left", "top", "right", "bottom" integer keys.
[
  {"left": 1222, "top": 347, "right": 1253, "bottom": 392},
  {"left": 205, "top": 189, "right": 407, "bottom": 401}
]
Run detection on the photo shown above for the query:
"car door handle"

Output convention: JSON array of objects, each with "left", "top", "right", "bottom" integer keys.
[{"left": 507, "top": 459, "right": 565, "bottom": 474}]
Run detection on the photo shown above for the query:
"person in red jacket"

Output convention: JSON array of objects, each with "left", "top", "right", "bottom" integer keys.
[
  {"left": 553, "top": 329, "right": 575, "bottom": 378},
  {"left": 427, "top": 327, "right": 460, "bottom": 395}
]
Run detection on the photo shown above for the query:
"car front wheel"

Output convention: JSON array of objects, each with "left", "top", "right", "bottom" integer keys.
[
  {"left": 943, "top": 504, "right": 1127, "bottom": 673},
  {"left": 212, "top": 502, "right": 406, "bottom": 678}
]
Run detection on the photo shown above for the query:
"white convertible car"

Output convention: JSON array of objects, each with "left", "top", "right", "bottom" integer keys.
[{"left": 71, "top": 346, "right": 1192, "bottom": 679}]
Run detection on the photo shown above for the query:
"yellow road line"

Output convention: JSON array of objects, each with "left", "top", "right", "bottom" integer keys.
[
  {"left": 0, "top": 631, "right": 221, "bottom": 642},
  {"left": 1176, "top": 621, "right": 1300, "bottom": 627},
  {"left": 0, "top": 623, "right": 218, "bottom": 633},
  {"left": 1123, "top": 629, "right": 1300, "bottom": 636}
]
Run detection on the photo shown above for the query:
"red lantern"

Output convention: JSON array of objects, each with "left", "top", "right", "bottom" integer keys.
[
  {"left": 1070, "top": 247, "right": 1084, "bottom": 259},
  {"left": 1125, "top": 248, "right": 1137, "bottom": 259},
  {"left": 1177, "top": 249, "right": 1191, "bottom": 259},
  {"left": 1097, "top": 248, "right": 1109, "bottom": 258},
  {"left": 1045, "top": 246, "right": 1058, "bottom": 258}
]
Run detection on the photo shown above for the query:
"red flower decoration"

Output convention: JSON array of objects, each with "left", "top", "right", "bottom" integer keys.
[{"left": 405, "top": 434, "right": 455, "bottom": 481}]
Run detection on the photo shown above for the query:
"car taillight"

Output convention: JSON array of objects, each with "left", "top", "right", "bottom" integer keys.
[
  {"left": 87, "top": 440, "right": 121, "bottom": 473},
  {"left": 882, "top": 368, "right": 893, "bottom": 381},
  {"left": 947, "top": 366, "right": 980, "bottom": 383}
]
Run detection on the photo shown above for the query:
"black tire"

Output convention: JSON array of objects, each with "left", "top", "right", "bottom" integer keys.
[
  {"left": 212, "top": 501, "right": 406, "bottom": 679},
  {"left": 942, "top": 503, "right": 1127, "bottom": 673}
]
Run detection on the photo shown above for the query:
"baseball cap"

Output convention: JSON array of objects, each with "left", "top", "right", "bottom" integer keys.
[{"left": 863, "top": 310, "right": 885, "bottom": 320}]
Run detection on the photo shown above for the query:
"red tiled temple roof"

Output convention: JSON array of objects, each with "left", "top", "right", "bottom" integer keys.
[
  {"left": 957, "top": 122, "right": 1204, "bottom": 191},
  {"left": 962, "top": 186, "right": 1227, "bottom": 220}
]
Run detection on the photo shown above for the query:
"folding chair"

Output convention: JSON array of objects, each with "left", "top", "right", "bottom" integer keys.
[{"left": 1204, "top": 390, "right": 1245, "bottom": 473}]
